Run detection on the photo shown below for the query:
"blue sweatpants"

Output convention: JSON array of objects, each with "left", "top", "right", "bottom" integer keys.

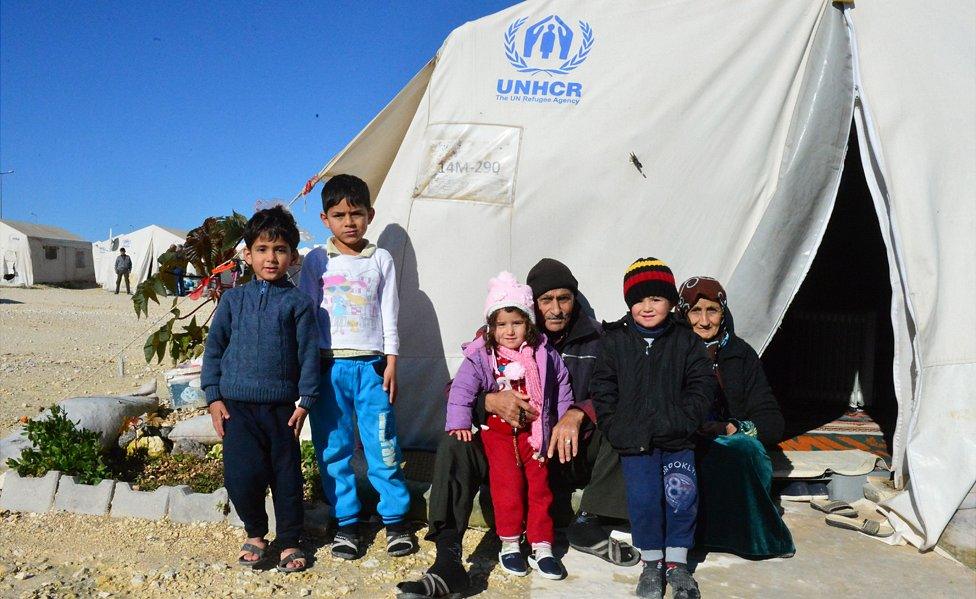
[
  {"left": 621, "top": 448, "right": 698, "bottom": 552},
  {"left": 308, "top": 356, "right": 410, "bottom": 527}
]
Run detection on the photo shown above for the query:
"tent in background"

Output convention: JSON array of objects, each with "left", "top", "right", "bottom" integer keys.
[
  {"left": 301, "top": 0, "right": 974, "bottom": 549},
  {"left": 0, "top": 219, "right": 95, "bottom": 287},
  {"left": 92, "top": 225, "right": 187, "bottom": 291}
]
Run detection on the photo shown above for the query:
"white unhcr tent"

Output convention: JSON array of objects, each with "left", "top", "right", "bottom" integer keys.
[
  {"left": 304, "top": 0, "right": 975, "bottom": 549},
  {"left": 0, "top": 219, "right": 95, "bottom": 286},
  {"left": 92, "top": 225, "right": 187, "bottom": 291}
]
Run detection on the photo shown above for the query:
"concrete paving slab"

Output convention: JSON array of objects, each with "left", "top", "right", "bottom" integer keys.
[
  {"left": 0, "top": 470, "right": 61, "bottom": 513},
  {"left": 167, "top": 485, "right": 228, "bottom": 523},
  {"left": 529, "top": 503, "right": 976, "bottom": 598},
  {"left": 110, "top": 483, "right": 171, "bottom": 520},
  {"left": 53, "top": 476, "right": 115, "bottom": 516}
]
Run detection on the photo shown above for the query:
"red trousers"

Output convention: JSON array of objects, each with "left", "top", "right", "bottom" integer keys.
[{"left": 481, "top": 416, "right": 554, "bottom": 545}]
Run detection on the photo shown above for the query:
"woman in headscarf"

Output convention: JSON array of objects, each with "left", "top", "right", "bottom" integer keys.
[{"left": 676, "top": 276, "right": 795, "bottom": 559}]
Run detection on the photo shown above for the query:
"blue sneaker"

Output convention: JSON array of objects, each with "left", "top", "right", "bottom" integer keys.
[
  {"left": 528, "top": 554, "right": 566, "bottom": 580},
  {"left": 498, "top": 551, "right": 529, "bottom": 576}
]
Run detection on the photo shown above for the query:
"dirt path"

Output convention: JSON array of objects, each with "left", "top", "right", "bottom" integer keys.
[{"left": 0, "top": 286, "right": 177, "bottom": 436}]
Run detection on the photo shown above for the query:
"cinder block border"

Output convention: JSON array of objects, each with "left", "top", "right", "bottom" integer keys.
[
  {"left": 53, "top": 476, "right": 116, "bottom": 516},
  {"left": 0, "top": 470, "right": 61, "bottom": 513}
]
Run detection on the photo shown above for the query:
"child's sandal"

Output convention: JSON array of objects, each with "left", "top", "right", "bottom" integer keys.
[
  {"left": 237, "top": 541, "right": 268, "bottom": 568},
  {"left": 276, "top": 549, "right": 308, "bottom": 573},
  {"left": 387, "top": 523, "right": 416, "bottom": 557}
]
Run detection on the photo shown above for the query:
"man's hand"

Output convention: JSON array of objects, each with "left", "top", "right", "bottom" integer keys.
[
  {"left": 485, "top": 390, "right": 539, "bottom": 425},
  {"left": 547, "top": 408, "right": 585, "bottom": 463},
  {"left": 208, "top": 401, "right": 230, "bottom": 439},
  {"left": 383, "top": 355, "right": 398, "bottom": 404},
  {"left": 288, "top": 406, "right": 308, "bottom": 440},
  {"left": 448, "top": 429, "right": 472, "bottom": 443}
]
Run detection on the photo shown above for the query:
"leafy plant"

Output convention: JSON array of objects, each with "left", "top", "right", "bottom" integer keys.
[
  {"left": 7, "top": 405, "right": 111, "bottom": 485},
  {"left": 133, "top": 212, "right": 250, "bottom": 364},
  {"left": 301, "top": 440, "right": 323, "bottom": 502}
]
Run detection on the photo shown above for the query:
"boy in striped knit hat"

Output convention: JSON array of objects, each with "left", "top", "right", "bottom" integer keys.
[{"left": 590, "top": 258, "right": 715, "bottom": 599}]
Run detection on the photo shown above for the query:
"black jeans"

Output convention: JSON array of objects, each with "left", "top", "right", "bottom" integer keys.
[
  {"left": 223, "top": 400, "right": 304, "bottom": 548},
  {"left": 115, "top": 272, "right": 130, "bottom": 294},
  {"left": 425, "top": 425, "right": 629, "bottom": 541}
]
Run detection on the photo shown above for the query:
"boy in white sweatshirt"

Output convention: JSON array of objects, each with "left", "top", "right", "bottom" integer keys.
[{"left": 298, "top": 174, "right": 413, "bottom": 561}]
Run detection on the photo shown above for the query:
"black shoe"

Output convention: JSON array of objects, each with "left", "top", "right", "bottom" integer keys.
[
  {"left": 528, "top": 553, "right": 566, "bottom": 580},
  {"left": 498, "top": 551, "right": 529, "bottom": 576},
  {"left": 665, "top": 563, "right": 701, "bottom": 599},
  {"left": 636, "top": 560, "right": 664, "bottom": 599},
  {"left": 387, "top": 522, "right": 417, "bottom": 557},
  {"left": 331, "top": 524, "right": 360, "bottom": 560}
]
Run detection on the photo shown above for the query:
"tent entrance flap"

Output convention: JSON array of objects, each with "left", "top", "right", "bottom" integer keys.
[{"left": 764, "top": 125, "right": 897, "bottom": 461}]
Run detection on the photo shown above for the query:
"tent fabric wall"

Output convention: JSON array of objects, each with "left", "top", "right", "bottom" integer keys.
[
  {"left": 305, "top": 0, "right": 974, "bottom": 548},
  {"left": 0, "top": 220, "right": 95, "bottom": 286},
  {"left": 847, "top": 1, "right": 976, "bottom": 550},
  {"left": 93, "top": 225, "right": 187, "bottom": 291}
]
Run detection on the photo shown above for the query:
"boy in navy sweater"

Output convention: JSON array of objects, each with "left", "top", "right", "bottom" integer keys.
[{"left": 202, "top": 206, "right": 320, "bottom": 573}]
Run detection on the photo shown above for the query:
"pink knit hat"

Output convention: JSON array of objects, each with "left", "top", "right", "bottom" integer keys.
[{"left": 484, "top": 271, "right": 536, "bottom": 324}]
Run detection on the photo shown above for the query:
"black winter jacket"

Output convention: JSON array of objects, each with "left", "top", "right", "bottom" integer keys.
[
  {"left": 715, "top": 335, "right": 785, "bottom": 446},
  {"left": 554, "top": 310, "right": 603, "bottom": 407},
  {"left": 591, "top": 314, "right": 716, "bottom": 453}
]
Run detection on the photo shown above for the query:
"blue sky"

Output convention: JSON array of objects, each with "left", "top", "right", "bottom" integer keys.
[{"left": 0, "top": 1, "right": 518, "bottom": 242}]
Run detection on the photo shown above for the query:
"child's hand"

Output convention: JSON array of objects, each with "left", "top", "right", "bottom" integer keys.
[
  {"left": 449, "top": 429, "right": 472, "bottom": 443},
  {"left": 208, "top": 401, "right": 230, "bottom": 438},
  {"left": 288, "top": 407, "right": 308, "bottom": 440},
  {"left": 383, "top": 355, "right": 398, "bottom": 404}
]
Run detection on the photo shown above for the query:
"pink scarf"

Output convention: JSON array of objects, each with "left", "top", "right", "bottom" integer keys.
[{"left": 496, "top": 343, "right": 545, "bottom": 454}]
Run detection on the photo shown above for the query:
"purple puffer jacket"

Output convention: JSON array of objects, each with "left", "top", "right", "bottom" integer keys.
[{"left": 446, "top": 333, "right": 574, "bottom": 453}]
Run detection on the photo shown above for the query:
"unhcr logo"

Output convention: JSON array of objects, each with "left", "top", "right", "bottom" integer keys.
[{"left": 496, "top": 15, "right": 594, "bottom": 105}]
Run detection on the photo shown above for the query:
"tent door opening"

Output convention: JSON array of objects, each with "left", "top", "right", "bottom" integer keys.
[{"left": 761, "top": 124, "right": 896, "bottom": 457}]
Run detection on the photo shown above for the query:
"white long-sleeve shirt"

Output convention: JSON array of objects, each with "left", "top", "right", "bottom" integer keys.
[{"left": 298, "top": 240, "right": 399, "bottom": 356}]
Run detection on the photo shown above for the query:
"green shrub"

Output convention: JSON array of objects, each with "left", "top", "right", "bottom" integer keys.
[
  {"left": 6, "top": 405, "right": 110, "bottom": 485},
  {"left": 301, "top": 440, "right": 323, "bottom": 502}
]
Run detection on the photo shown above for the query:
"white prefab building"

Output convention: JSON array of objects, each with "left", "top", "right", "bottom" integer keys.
[
  {"left": 302, "top": 0, "right": 974, "bottom": 551},
  {"left": 0, "top": 219, "right": 95, "bottom": 287},
  {"left": 92, "top": 225, "right": 187, "bottom": 291}
]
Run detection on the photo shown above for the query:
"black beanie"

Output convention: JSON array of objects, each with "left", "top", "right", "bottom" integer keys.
[{"left": 527, "top": 258, "right": 579, "bottom": 300}]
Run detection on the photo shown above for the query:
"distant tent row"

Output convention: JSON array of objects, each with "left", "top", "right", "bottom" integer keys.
[
  {"left": 0, "top": 220, "right": 188, "bottom": 289},
  {"left": 0, "top": 219, "right": 95, "bottom": 287},
  {"left": 92, "top": 225, "right": 187, "bottom": 291}
]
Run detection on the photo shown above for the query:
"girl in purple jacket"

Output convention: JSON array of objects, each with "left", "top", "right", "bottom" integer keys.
[{"left": 446, "top": 271, "right": 573, "bottom": 580}]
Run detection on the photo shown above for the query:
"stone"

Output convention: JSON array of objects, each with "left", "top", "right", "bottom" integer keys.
[
  {"left": 125, "top": 435, "right": 168, "bottom": 458},
  {"left": 0, "top": 470, "right": 61, "bottom": 513},
  {"left": 110, "top": 483, "right": 171, "bottom": 520},
  {"left": 303, "top": 501, "right": 332, "bottom": 535},
  {"left": 53, "top": 476, "right": 115, "bottom": 516},
  {"left": 14, "top": 571, "right": 32, "bottom": 580},
  {"left": 227, "top": 494, "right": 275, "bottom": 532},
  {"left": 168, "top": 415, "right": 221, "bottom": 446},
  {"left": 132, "top": 380, "right": 157, "bottom": 397},
  {"left": 168, "top": 486, "right": 228, "bottom": 524},
  {"left": 0, "top": 426, "right": 31, "bottom": 467},
  {"left": 171, "top": 438, "right": 209, "bottom": 459},
  {"left": 57, "top": 394, "right": 160, "bottom": 449},
  {"left": 116, "top": 429, "right": 138, "bottom": 450}
]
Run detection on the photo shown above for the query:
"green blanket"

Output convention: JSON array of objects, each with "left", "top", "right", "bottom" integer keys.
[{"left": 695, "top": 433, "right": 796, "bottom": 558}]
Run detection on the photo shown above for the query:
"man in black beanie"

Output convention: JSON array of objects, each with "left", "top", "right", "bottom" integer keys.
[{"left": 397, "top": 259, "right": 635, "bottom": 599}]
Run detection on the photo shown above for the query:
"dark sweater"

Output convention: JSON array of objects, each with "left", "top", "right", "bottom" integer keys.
[{"left": 201, "top": 278, "right": 320, "bottom": 408}]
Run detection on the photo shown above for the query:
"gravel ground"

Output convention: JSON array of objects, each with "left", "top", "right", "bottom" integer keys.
[
  {"left": 0, "top": 511, "right": 525, "bottom": 598},
  {"left": 0, "top": 286, "right": 177, "bottom": 436},
  {"left": 0, "top": 286, "right": 529, "bottom": 598}
]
